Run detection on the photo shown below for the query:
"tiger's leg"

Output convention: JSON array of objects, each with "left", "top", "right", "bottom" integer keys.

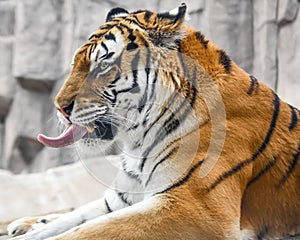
[
  {"left": 9, "top": 198, "right": 110, "bottom": 239},
  {"left": 48, "top": 195, "right": 242, "bottom": 240},
  {"left": 6, "top": 207, "right": 73, "bottom": 236}
]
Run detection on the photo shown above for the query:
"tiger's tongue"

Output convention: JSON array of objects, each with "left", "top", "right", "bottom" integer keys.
[{"left": 37, "top": 124, "right": 87, "bottom": 148}]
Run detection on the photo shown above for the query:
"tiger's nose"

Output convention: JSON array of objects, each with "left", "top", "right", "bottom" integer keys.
[{"left": 58, "top": 101, "right": 74, "bottom": 118}]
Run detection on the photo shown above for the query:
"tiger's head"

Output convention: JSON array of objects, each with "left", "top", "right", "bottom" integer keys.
[{"left": 38, "top": 4, "right": 208, "bottom": 149}]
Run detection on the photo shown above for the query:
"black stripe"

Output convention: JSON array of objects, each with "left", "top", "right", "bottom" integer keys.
[
  {"left": 144, "top": 87, "right": 178, "bottom": 138},
  {"left": 138, "top": 65, "right": 150, "bottom": 113},
  {"left": 141, "top": 80, "right": 194, "bottom": 171},
  {"left": 149, "top": 69, "right": 158, "bottom": 100},
  {"left": 189, "top": 66, "right": 198, "bottom": 108},
  {"left": 209, "top": 93, "right": 280, "bottom": 191},
  {"left": 104, "top": 32, "right": 116, "bottom": 41},
  {"left": 276, "top": 142, "right": 300, "bottom": 187},
  {"left": 131, "top": 10, "right": 144, "bottom": 14},
  {"left": 177, "top": 48, "right": 190, "bottom": 80},
  {"left": 247, "top": 75, "right": 259, "bottom": 95},
  {"left": 145, "top": 147, "right": 178, "bottom": 186},
  {"left": 288, "top": 104, "right": 298, "bottom": 131},
  {"left": 195, "top": 31, "right": 209, "bottom": 49},
  {"left": 257, "top": 226, "right": 268, "bottom": 240},
  {"left": 157, "top": 158, "right": 204, "bottom": 194},
  {"left": 281, "top": 233, "right": 300, "bottom": 239},
  {"left": 246, "top": 156, "right": 278, "bottom": 188},
  {"left": 104, "top": 198, "right": 112, "bottom": 213},
  {"left": 127, "top": 16, "right": 148, "bottom": 31},
  {"left": 114, "top": 51, "right": 140, "bottom": 95},
  {"left": 126, "top": 26, "right": 138, "bottom": 51},
  {"left": 219, "top": 49, "right": 231, "bottom": 73},
  {"left": 122, "top": 161, "right": 142, "bottom": 184},
  {"left": 140, "top": 93, "right": 181, "bottom": 171},
  {"left": 144, "top": 10, "right": 153, "bottom": 21},
  {"left": 142, "top": 104, "right": 152, "bottom": 126},
  {"left": 117, "top": 191, "right": 132, "bottom": 206},
  {"left": 101, "top": 42, "right": 108, "bottom": 55},
  {"left": 87, "top": 43, "right": 97, "bottom": 62},
  {"left": 127, "top": 42, "right": 138, "bottom": 51},
  {"left": 170, "top": 73, "right": 179, "bottom": 88},
  {"left": 131, "top": 50, "right": 140, "bottom": 78},
  {"left": 115, "top": 25, "right": 124, "bottom": 34},
  {"left": 100, "top": 24, "right": 115, "bottom": 31},
  {"left": 89, "top": 33, "right": 102, "bottom": 40},
  {"left": 106, "top": 7, "right": 128, "bottom": 22},
  {"left": 105, "top": 52, "right": 115, "bottom": 60},
  {"left": 159, "top": 68, "right": 196, "bottom": 134}
]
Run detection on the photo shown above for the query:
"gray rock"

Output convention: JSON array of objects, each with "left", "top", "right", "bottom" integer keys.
[
  {"left": 0, "top": 124, "right": 3, "bottom": 168},
  {"left": 0, "top": 1, "right": 15, "bottom": 36},
  {"left": 277, "top": 6, "right": 300, "bottom": 108},
  {"left": 4, "top": 87, "right": 46, "bottom": 172},
  {"left": 252, "top": 0, "right": 278, "bottom": 89},
  {"left": 0, "top": 38, "right": 14, "bottom": 118},
  {"left": 0, "top": 156, "right": 119, "bottom": 222},
  {"left": 105, "top": 0, "right": 158, "bottom": 11},
  {"left": 30, "top": 145, "right": 79, "bottom": 173},
  {"left": 72, "top": 0, "right": 112, "bottom": 48},
  {"left": 278, "top": 0, "right": 299, "bottom": 25},
  {"left": 0, "top": 0, "right": 299, "bottom": 174},
  {"left": 13, "top": 0, "right": 63, "bottom": 92},
  {"left": 198, "top": 0, "right": 253, "bottom": 73}
]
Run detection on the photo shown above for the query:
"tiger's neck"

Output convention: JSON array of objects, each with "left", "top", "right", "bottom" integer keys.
[
  {"left": 179, "top": 25, "right": 261, "bottom": 116},
  {"left": 117, "top": 71, "right": 200, "bottom": 188}
]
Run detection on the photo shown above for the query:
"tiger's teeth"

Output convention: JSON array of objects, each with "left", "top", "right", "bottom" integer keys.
[{"left": 86, "top": 126, "right": 95, "bottom": 133}]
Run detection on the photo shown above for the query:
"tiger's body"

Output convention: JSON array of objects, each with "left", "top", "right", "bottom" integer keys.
[{"left": 9, "top": 4, "right": 299, "bottom": 240}]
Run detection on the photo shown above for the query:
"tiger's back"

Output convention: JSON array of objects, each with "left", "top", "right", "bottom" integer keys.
[{"left": 177, "top": 26, "right": 300, "bottom": 238}]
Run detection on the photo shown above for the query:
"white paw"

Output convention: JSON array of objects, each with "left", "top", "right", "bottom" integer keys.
[
  {"left": 7, "top": 217, "right": 38, "bottom": 237},
  {"left": 7, "top": 214, "right": 61, "bottom": 237}
]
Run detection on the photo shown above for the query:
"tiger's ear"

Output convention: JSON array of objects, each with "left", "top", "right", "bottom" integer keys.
[
  {"left": 157, "top": 3, "right": 187, "bottom": 30},
  {"left": 148, "top": 4, "right": 187, "bottom": 48},
  {"left": 106, "top": 7, "right": 129, "bottom": 22}
]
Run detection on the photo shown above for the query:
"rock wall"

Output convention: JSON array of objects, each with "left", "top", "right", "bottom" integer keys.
[{"left": 0, "top": 0, "right": 299, "bottom": 173}]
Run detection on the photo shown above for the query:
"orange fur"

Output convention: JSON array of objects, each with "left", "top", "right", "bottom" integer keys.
[
  {"left": 13, "top": 4, "right": 300, "bottom": 240},
  {"left": 55, "top": 6, "right": 299, "bottom": 240}
]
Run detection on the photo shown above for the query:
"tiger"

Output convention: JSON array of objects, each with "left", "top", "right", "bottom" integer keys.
[{"left": 8, "top": 3, "right": 300, "bottom": 240}]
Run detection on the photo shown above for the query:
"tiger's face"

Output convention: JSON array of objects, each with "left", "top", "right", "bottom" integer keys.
[{"left": 38, "top": 4, "right": 188, "bottom": 148}]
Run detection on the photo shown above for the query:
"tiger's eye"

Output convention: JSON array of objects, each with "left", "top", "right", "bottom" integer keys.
[{"left": 100, "top": 61, "right": 110, "bottom": 71}]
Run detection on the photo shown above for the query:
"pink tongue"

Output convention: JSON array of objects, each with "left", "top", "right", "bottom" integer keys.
[{"left": 37, "top": 124, "right": 87, "bottom": 148}]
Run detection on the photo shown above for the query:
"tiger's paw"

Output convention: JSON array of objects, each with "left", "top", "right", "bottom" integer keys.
[{"left": 7, "top": 214, "right": 61, "bottom": 237}]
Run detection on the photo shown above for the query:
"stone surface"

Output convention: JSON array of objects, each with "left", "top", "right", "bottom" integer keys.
[
  {"left": 0, "top": 0, "right": 299, "bottom": 179},
  {"left": 0, "top": 38, "right": 14, "bottom": 118},
  {"left": 4, "top": 87, "right": 46, "bottom": 172},
  {"left": 13, "top": 0, "right": 63, "bottom": 92},
  {"left": 0, "top": 156, "right": 120, "bottom": 222},
  {"left": 277, "top": 4, "right": 300, "bottom": 108},
  {"left": 278, "top": 0, "right": 299, "bottom": 25},
  {"left": 0, "top": 124, "right": 3, "bottom": 168},
  {"left": 252, "top": 0, "right": 279, "bottom": 89},
  {"left": 0, "top": 1, "right": 15, "bottom": 36},
  {"left": 201, "top": 0, "right": 253, "bottom": 73},
  {"left": 30, "top": 145, "right": 78, "bottom": 173}
]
